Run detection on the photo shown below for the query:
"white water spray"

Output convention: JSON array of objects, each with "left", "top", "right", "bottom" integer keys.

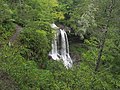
[
  {"left": 49, "top": 23, "right": 73, "bottom": 68},
  {"left": 49, "top": 32, "right": 59, "bottom": 60}
]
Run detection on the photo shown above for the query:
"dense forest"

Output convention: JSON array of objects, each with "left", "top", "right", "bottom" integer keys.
[{"left": 0, "top": 0, "right": 120, "bottom": 90}]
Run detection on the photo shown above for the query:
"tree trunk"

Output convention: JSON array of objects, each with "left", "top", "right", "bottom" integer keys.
[
  {"left": 95, "top": 0, "right": 115, "bottom": 71},
  {"left": 95, "top": 28, "right": 107, "bottom": 71}
]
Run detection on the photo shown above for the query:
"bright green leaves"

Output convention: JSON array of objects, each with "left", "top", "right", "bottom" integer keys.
[
  {"left": 0, "top": 0, "right": 120, "bottom": 90},
  {"left": 36, "top": 30, "right": 47, "bottom": 36},
  {"left": 0, "top": 46, "right": 54, "bottom": 90},
  {"left": 3, "top": 0, "right": 60, "bottom": 26},
  {"left": 48, "top": 0, "right": 59, "bottom": 7},
  {"left": 20, "top": 28, "right": 50, "bottom": 67},
  {"left": 52, "top": 11, "right": 65, "bottom": 20}
]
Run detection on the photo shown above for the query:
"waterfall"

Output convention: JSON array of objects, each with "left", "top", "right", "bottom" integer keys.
[
  {"left": 49, "top": 23, "right": 73, "bottom": 68},
  {"left": 49, "top": 32, "right": 59, "bottom": 60}
]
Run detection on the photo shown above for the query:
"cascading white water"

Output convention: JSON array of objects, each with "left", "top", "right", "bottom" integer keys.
[
  {"left": 60, "top": 29, "right": 73, "bottom": 68},
  {"left": 49, "top": 24, "right": 59, "bottom": 60},
  {"left": 49, "top": 23, "right": 73, "bottom": 68},
  {"left": 49, "top": 33, "right": 59, "bottom": 60}
]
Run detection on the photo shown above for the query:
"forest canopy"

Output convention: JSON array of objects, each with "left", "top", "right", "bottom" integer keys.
[{"left": 0, "top": 0, "right": 120, "bottom": 90}]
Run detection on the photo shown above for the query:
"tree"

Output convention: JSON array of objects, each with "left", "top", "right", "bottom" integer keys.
[{"left": 94, "top": 0, "right": 120, "bottom": 71}]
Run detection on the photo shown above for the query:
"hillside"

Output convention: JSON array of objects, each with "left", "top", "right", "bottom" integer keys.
[{"left": 0, "top": 0, "right": 120, "bottom": 90}]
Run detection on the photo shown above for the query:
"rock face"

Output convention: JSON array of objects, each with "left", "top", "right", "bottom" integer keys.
[{"left": 0, "top": 70, "right": 19, "bottom": 90}]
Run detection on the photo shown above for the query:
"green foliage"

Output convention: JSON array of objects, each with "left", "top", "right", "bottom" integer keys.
[
  {"left": 0, "top": 0, "right": 120, "bottom": 90},
  {"left": 58, "top": 0, "right": 97, "bottom": 39},
  {"left": 0, "top": 0, "right": 16, "bottom": 43},
  {"left": 0, "top": 45, "right": 120, "bottom": 90},
  {"left": 0, "top": 46, "right": 54, "bottom": 90},
  {"left": 47, "top": 61, "right": 120, "bottom": 90},
  {"left": 20, "top": 28, "right": 50, "bottom": 67},
  {"left": 103, "top": 27, "right": 120, "bottom": 74},
  {"left": 0, "top": 0, "right": 13, "bottom": 23},
  {"left": 6, "top": 0, "right": 59, "bottom": 25}
]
